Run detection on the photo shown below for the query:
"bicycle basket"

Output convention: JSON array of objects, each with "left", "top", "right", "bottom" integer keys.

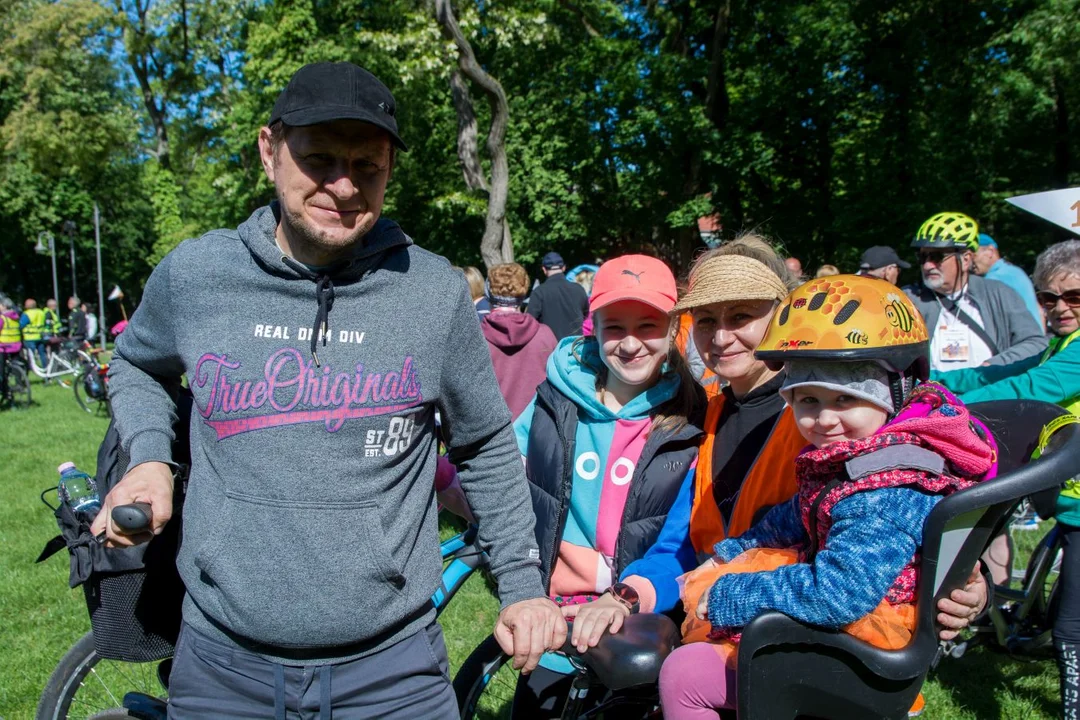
[{"left": 38, "top": 389, "right": 192, "bottom": 662}]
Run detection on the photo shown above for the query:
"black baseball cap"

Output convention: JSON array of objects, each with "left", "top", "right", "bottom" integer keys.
[
  {"left": 859, "top": 246, "right": 911, "bottom": 271},
  {"left": 542, "top": 252, "right": 565, "bottom": 268},
  {"left": 269, "top": 62, "right": 408, "bottom": 151}
]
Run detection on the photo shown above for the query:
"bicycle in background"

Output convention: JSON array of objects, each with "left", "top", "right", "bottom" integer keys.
[
  {"left": 73, "top": 349, "right": 110, "bottom": 416},
  {"left": 1, "top": 354, "right": 32, "bottom": 410},
  {"left": 24, "top": 340, "right": 92, "bottom": 389}
]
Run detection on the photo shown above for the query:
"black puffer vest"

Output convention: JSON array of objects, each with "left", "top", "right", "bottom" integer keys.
[{"left": 526, "top": 381, "right": 703, "bottom": 591}]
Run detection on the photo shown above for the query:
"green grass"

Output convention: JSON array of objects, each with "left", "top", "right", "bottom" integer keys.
[{"left": 0, "top": 381, "right": 1062, "bottom": 719}]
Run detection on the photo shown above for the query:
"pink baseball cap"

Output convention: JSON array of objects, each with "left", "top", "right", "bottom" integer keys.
[{"left": 589, "top": 255, "right": 678, "bottom": 314}]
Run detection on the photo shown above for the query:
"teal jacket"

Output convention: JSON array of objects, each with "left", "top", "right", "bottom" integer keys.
[{"left": 932, "top": 333, "right": 1080, "bottom": 525}]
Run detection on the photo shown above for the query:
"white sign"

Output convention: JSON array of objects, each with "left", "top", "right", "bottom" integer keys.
[{"left": 1006, "top": 187, "right": 1080, "bottom": 235}]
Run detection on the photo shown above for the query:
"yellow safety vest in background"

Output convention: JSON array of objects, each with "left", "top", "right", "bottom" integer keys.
[
  {"left": 43, "top": 308, "right": 61, "bottom": 335},
  {"left": 0, "top": 315, "right": 22, "bottom": 345},
  {"left": 22, "top": 307, "right": 46, "bottom": 341}
]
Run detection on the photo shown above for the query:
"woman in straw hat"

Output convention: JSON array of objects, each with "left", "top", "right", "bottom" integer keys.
[{"left": 570, "top": 236, "right": 988, "bottom": 673}]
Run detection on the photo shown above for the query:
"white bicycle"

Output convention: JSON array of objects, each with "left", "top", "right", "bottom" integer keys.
[{"left": 24, "top": 340, "right": 93, "bottom": 388}]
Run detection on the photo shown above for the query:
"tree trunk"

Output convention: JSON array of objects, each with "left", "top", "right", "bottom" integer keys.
[
  {"left": 434, "top": 0, "right": 513, "bottom": 268},
  {"left": 449, "top": 69, "right": 487, "bottom": 192},
  {"left": 116, "top": 0, "right": 171, "bottom": 169}
]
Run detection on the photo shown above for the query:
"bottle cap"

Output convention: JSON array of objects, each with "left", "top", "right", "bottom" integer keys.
[{"left": 57, "top": 462, "right": 76, "bottom": 473}]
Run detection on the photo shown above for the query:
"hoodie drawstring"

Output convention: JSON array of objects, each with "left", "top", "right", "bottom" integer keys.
[{"left": 311, "top": 275, "right": 335, "bottom": 367}]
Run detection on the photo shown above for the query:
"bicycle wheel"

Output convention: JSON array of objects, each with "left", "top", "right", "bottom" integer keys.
[
  {"left": 36, "top": 631, "right": 168, "bottom": 720},
  {"left": 454, "top": 633, "right": 518, "bottom": 720},
  {"left": 74, "top": 367, "right": 109, "bottom": 415},
  {"left": 5, "top": 361, "right": 32, "bottom": 409},
  {"left": 1024, "top": 527, "right": 1064, "bottom": 621}
]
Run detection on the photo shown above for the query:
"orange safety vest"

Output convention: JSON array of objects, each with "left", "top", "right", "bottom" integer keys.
[
  {"left": 675, "top": 313, "right": 722, "bottom": 400},
  {"left": 690, "top": 393, "right": 805, "bottom": 554}
]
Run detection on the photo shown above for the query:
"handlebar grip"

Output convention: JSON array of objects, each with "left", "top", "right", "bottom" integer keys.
[
  {"left": 111, "top": 502, "right": 153, "bottom": 535},
  {"left": 559, "top": 620, "right": 582, "bottom": 656}
]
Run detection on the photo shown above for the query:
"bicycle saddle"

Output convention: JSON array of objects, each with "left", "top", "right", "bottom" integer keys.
[{"left": 567, "top": 614, "right": 680, "bottom": 691}]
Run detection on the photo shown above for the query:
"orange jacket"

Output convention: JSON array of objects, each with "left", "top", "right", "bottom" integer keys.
[
  {"left": 689, "top": 393, "right": 805, "bottom": 554},
  {"left": 675, "top": 313, "right": 722, "bottom": 400}
]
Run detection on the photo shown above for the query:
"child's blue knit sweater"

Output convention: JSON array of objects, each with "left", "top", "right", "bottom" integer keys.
[{"left": 706, "top": 488, "right": 939, "bottom": 630}]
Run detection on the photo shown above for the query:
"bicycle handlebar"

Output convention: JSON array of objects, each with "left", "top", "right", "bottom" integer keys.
[{"left": 111, "top": 502, "right": 152, "bottom": 535}]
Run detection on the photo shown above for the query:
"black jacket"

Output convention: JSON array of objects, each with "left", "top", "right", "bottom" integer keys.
[
  {"left": 525, "top": 381, "right": 703, "bottom": 590},
  {"left": 527, "top": 274, "right": 589, "bottom": 340}
]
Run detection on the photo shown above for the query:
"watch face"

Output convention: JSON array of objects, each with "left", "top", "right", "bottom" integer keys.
[{"left": 613, "top": 583, "right": 639, "bottom": 605}]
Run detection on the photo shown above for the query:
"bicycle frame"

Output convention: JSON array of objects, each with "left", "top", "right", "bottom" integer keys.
[
  {"left": 25, "top": 342, "right": 85, "bottom": 380},
  {"left": 434, "top": 523, "right": 487, "bottom": 613}
]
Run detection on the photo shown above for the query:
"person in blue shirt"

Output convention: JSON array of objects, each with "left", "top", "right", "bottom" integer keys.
[{"left": 974, "top": 233, "right": 1043, "bottom": 327}]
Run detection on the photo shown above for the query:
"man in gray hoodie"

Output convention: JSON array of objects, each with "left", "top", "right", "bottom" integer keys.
[{"left": 91, "top": 62, "right": 565, "bottom": 718}]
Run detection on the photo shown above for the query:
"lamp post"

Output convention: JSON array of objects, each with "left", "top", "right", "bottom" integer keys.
[
  {"left": 34, "top": 231, "right": 60, "bottom": 303},
  {"left": 63, "top": 220, "right": 77, "bottom": 301},
  {"left": 94, "top": 204, "right": 106, "bottom": 349}
]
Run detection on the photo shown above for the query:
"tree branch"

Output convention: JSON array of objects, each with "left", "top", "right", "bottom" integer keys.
[
  {"left": 434, "top": 0, "right": 513, "bottom": 267},
  {"left": 558, "top": 0, "right": 600, "bottom": 38}
]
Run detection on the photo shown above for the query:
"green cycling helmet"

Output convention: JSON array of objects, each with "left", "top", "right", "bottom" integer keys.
[{"left": 911, "top": 212, "right": 980, "bottom": 251}]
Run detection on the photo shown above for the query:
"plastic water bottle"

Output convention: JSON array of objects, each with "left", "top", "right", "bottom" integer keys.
[{"left": 58, "top": 462, "right": 101, "bottom": 522}]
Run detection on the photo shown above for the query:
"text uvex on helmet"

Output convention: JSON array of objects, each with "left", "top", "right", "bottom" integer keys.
[{"left": 910, "top": 212, "right": 980, "bottom": 252}]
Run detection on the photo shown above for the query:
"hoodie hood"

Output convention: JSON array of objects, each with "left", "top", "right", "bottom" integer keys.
[
  {"left": 885, "top": 381, "right": 998, "bottom": 480},
  {"left": 238, "top": 203, "right": 412, "bottom": 281},
  {"left": 482, "top": 312, "right": 541, "bottom": 352},
  {"left": 237, "top": 203, "right": 412, "bottom": 365},
  {"left": 546, "top": 336, "right": 680, "bottom": 421}
]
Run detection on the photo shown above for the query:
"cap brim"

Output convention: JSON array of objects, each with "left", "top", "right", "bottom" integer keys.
[
  {"left": 276, "top": 107, "right": 408, "bottom": 151},
  {"left": 779, "top": 379, "right": 894, "bottom": 414},
  {"left": 896, "top": 259, "right": 912, "bottom": 269},
  {"left": 590, "top": 289, "right": 676, "bottom": 314}
]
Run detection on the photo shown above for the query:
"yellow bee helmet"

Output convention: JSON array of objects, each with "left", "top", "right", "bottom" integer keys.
[
  {"left": 754, "top": 275, "right": 930, "bottom": 380},
  {"left": 911, "top": 212, "right": 980, "bottom": 251}
]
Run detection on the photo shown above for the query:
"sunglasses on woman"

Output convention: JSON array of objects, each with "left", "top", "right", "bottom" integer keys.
[{"left": 1036, "top": 289, "right": 1080, "bottom": 309}]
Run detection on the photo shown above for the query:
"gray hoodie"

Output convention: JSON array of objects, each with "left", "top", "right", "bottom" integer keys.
[{"left": 108, "top": 204, "right": 544, "bottom": 663}]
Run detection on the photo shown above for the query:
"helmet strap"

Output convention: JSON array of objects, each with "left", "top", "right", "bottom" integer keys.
[{"left": 887, "top": 370, "right": 907, "bottom": 414}]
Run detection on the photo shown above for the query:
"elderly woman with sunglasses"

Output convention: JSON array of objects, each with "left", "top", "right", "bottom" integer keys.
[{"left": 934, "top": 239, "right": 1080, "bottom": 720}]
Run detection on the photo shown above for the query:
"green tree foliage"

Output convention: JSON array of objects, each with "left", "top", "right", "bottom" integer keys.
[{"left": 1, "top": 0, "right": 1077, "bottom": 312}]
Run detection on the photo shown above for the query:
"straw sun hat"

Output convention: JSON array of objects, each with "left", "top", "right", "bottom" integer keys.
[{"left": 673, "top": 254, "right": 790, "bottom": 312}]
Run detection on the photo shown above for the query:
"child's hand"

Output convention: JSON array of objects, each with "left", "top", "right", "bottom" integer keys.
[
  {"left": 696, "top": 589, "right": 710, "bottom": 619},
  {"left": 695, "top": 556, "right": 720, "bottom": 573}
]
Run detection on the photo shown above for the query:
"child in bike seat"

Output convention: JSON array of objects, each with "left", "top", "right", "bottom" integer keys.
[{"left": 659, "top": 276, "right": 998, "bottom": 720}]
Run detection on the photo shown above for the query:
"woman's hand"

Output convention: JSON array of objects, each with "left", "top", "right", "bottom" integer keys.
[
  {"left": 561, "top": 594, "right": 630, "bottom": 653},
  {"left": 937, "top": 562, "right": 988, "bottom": 641}
]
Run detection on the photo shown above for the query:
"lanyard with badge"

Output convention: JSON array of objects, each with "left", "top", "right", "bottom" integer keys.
[
  {"left": 935, "top": 291, "right": 1000, "bottom": 362},
  {"left": 935, "top": 296, "right": 971, "bottom": 363}
]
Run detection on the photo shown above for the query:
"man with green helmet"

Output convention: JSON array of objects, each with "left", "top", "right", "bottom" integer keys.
[{"left": 903, "top": 211, "right": 1046, "bottom": 373}]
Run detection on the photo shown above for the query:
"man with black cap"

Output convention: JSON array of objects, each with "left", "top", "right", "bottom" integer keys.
[
  {"left": 527, "top": 251, "right": 590, "bottom": 339},
  {"left": 858, "top": 246, "right": 910, "bottom": 286},
  {"left": 94, "top": 61, "right": 564, "bottom": 718}
]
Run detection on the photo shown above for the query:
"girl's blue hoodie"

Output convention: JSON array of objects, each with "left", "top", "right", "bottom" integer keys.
[{"left": 515, "top": 337, "right": 681, "bottom": 600}]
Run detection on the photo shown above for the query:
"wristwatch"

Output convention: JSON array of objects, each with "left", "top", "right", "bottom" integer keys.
[{"left": 605, "top": 582, "right": 640, "bottom": 614}]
